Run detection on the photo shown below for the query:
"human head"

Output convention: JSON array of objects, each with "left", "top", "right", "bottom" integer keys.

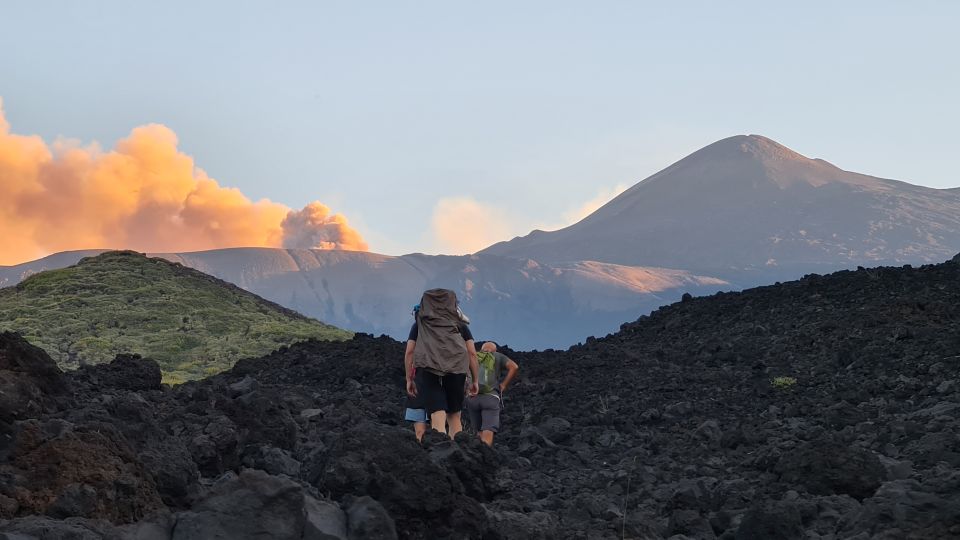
[{"left": 481, "top": 341, "right": 497, "bottom": 353}]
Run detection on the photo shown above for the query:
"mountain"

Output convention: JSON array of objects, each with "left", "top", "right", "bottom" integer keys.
[
  {"left": 0, "top": 248, "right": 727, "bottom": 350},
  {"left": 0, "top": 251, "right": 351, "bottom": 382},
  {"left": 4, "top": 255, "right": 960, "bottom": 538},
  {"left": 156, "top": 249, "right": 728, "bottom": 349},
  {"left": 12, "top": 135, "right": 955, "bottom": 350},
  {"left": 481, "top": 135, "right": 960, "bottom": 281}
]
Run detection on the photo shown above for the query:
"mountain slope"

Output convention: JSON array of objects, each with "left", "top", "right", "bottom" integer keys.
[
  {"left": 2, "top": 248, "right": 728, "bottom": 350},
  {"left": 482, "top": 135, "right": 960, "bottom": 280},
  {"left": 156, "top": 248, "right": 728, "bottom": 349},
  {"left": 0, "top": 251, "right": 351, "bottom": 382}
]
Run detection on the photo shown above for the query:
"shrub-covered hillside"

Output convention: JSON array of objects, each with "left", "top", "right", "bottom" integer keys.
[{"left": 0, "top": 251, "right": 351, "bottom": 382}]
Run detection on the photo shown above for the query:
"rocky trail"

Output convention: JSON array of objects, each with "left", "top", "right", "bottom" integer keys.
[{"left": 3, "top": 256, "right": 960, "bottom": 539}]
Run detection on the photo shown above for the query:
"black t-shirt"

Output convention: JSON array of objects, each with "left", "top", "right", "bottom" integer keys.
[{"left": 407, "top": 321, "right": 474, "bottom": 342}]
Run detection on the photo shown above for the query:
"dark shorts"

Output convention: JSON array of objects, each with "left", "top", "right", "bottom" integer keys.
[
  {"left": 466, "top": 393, "right": 502, "bottom": 432},
  {"left": 405, "top": 370, "right": 426, "bottom": 411},
  {"left": 419, "top": 371, "right": 467, "bottom": 414}
]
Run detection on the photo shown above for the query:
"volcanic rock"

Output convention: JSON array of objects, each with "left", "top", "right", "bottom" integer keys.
[
  {"left": 344, "top": 496, "right": 397, "bottom": 540},
  {"left": 0, "top": 333, "right": 67, "bottom": 454},
  {"left": 170, "top": 469, "right": 322, "bottom": 540},
  {"left": 775, "top": 438, "right": 886, "bottom": 500},
  {"left": 4, "top": 257, "right": 960, "bottom": 538},
  {"left": 72, "top": 354, "right": 162, "bottom": 393}
]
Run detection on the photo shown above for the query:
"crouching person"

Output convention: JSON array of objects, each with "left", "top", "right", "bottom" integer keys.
[{"left": 466, "top": 341, "right": 519, "bottom": 446}]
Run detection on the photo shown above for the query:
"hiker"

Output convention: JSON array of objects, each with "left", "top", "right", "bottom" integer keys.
[
  {"left": 403, "top": 305, "right": 428, "bottom": 440},
  {"left": 405, "top": 289, "right": 479, "bottom": 438},
  {"left": 465, "top": 341, "right": 519, "bottom": 446}
]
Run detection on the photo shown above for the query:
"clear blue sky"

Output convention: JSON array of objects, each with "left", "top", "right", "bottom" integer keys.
[{"left": 3, "top": 1, "right": 958, "bottom": 255}]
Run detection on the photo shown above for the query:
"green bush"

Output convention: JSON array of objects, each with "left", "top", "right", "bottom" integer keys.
[{"left": 771, "top": 376, "right": 798, "bottom": 389}]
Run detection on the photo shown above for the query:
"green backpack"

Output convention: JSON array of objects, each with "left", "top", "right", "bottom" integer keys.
[{"left": 476, "top": 351, "right": 498, "bottom": 394}]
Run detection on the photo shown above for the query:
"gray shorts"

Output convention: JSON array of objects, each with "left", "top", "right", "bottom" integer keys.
[{"left": 466, "top": 393, "right": 501, "bottom": 433}]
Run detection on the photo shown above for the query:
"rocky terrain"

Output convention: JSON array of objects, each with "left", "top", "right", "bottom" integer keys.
[{"left": 3, "top": 255, "right": 960, "bottom": 539}]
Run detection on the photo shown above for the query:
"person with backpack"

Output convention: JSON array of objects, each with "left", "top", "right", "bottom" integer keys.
[
  {"left": 404, "top": 289, "right": 479, "bottom": 438},
  {"left": 465, "top": 341, "right": 519, "bottom": 446}
]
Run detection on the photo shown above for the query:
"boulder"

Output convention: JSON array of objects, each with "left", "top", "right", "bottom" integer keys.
[
  {"left": 669, "top": 478, "right": 718, "bottom": 511},
  {"left": 0, "top": 419, "right": 163, "bottom": 522},
  {"left": 344, "top": 496, "right": 396, "bottom": 540},
  {"left": 484, "top": 510, "right": 559, "bottom": 540},
  {"left": 842, "top": 480, "right": 960, "bottom": 538},
  {"left": 694, "top": 420, "right": 722, "bottom": 448},
  {"left": 0, "top": 515, "right": 123, "bottom": 539},
  {"left": 303, "top": 496, "right": 347, "bottom": 540},
  {"left": 218, "top": 390, "right": 298, "bottom": 452},
  {"left": 735, "top": 501, "right": 803, "bottom": 540},
  {"left": 46, "top": 484, "right": 98, "bottom": 519},
  {"left": 171, "top": 470, "right": 307, "bottom": 540},
  {"left": 775, "top": 439, "right": 885, "bottom": 500},
  {"left": 118, "top": 511, "right": 176, "bottom": 540},
  {"left": 138, "top": 440, "right": 200, "bottom": 506},
  {"left": 73, "top": 354, "right": 162, "bottom": 393},
  {"left": 0, "top": 333, "right": 67, "bottom": 457},
  {"left": 241, "top": 445, "right": 301, "bottom": 478},
  {"left": 318, "top": 423, "right": 486, "bottom": 538},
  {"left": 227, "top": 376, "right": 259, "bottom": 398},
  {"left": 188, "top": 416, "right": 240, "bottom": 476},
  {"left": 537, "top": 417, "right": 572, "bottom": 444},
  {"left": 668, "top": 509, "right": 716, "bottom": 539}
]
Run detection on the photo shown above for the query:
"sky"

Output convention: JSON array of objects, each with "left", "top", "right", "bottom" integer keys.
[{"left": 1, "top": 1, "right": 958, "bottom": 262}]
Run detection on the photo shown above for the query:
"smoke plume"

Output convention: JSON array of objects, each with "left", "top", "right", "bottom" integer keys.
[
  {"left": 0, "top": 99, "right": 367, "bottom": 265},
  {"left": 281, "top": 202, "right": 368, "bottom": 250}
]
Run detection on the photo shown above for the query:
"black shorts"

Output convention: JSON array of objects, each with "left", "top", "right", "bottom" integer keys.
[
  {"left": 405, "top": 370, "right": 427, "bottom": 410},
  {"left": 418, "top": 371, "right": 467, "bottom": 414}
]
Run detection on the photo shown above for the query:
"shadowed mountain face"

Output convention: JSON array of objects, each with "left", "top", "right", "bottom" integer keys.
[
  {"left": 481, "top": 135, "right": 960, "bottom": 282},
  {"left": 1, "top": 249, "right": 727, "bottom": 350}
]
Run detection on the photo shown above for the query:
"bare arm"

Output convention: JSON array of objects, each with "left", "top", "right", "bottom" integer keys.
[
  {"left": 404, "top": 340, "right": 417, "bottom": 396},
  {"left": 466, "top": 340, "right": 479, "bottom": 395},
  {"left": 500, "top": 358, "right": 519, "bottom": 393}
]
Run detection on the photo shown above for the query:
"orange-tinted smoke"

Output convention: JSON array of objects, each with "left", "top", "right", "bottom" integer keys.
[{"left": 0, "top": 99, "right": 367, "bottom": 265}]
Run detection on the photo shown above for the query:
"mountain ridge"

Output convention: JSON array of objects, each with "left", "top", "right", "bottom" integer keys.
[
  {"left": 1, "top": 248, "right": 728, "bottom": 350},
  {"left": 482, "top": 134, "right": 960, "bottom": 279}
]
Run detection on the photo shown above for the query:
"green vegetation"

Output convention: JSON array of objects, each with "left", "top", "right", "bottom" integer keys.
[
  {"left": 771, "top": 376, "right": 798, "bottom": 389},
  {"left": 0, "top": 251, "right": 351, "bottom": 383}
]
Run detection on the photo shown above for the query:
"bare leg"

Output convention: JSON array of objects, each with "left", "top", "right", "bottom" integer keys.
[
  {"left": 414, "top": 422, "right": 427, "bottom": 442},
  {"left": 447, "top": 411, "right": 463, "bottom": 439},
  {"left": 479, "top": 430, "right": 494, "bottom": 446},
  {"left": 430, "top": 410, "right": 448, "bottom": 434}
]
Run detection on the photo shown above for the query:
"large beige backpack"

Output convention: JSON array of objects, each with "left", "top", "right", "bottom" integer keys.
[{"left": 413, "top": 289, "right": 468, "bottom": 374}]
